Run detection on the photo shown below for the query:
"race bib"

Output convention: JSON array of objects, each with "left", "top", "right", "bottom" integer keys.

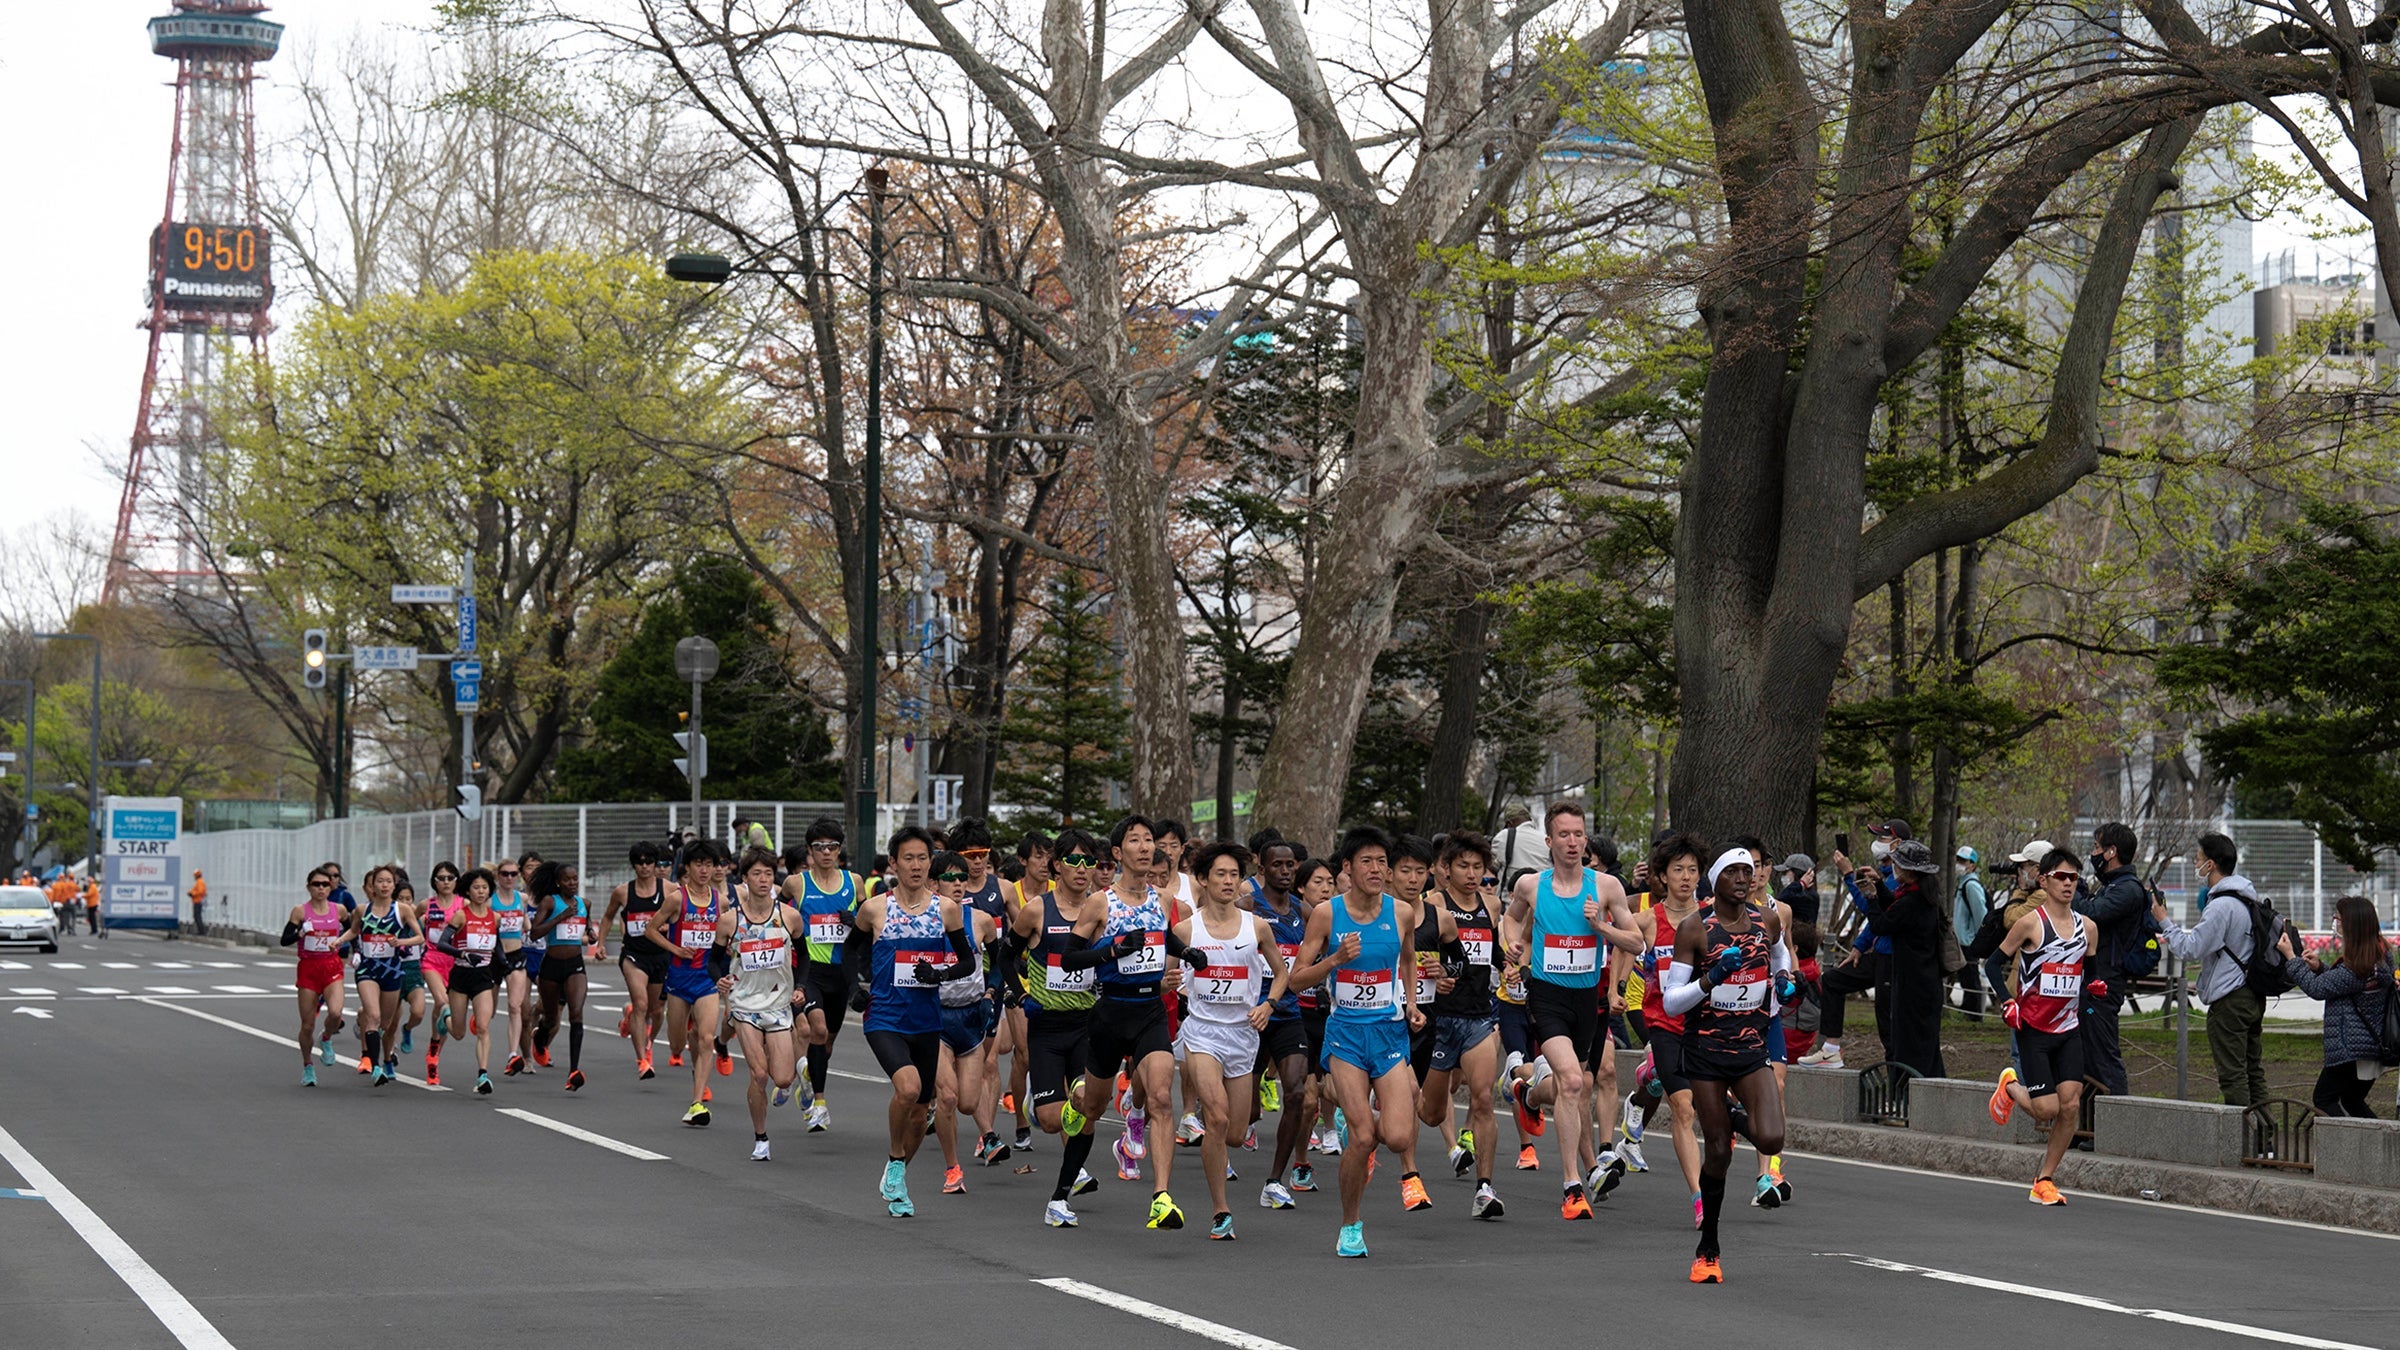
[
  {"left": 554, "top": 920, "right": 586, "bottom": 944},
  {"left": 1709, "top": 967, "right": 1769, "bottom": 1012},
  {"left": 1044, "top": 954, "right": 1096, "bottom": 993},
  {"left": 625, "top": 916, "right": 649, "bottom": 937},
  {"left": 497, "top": 912, "right": 525, "bottom": 935},
  {"left": 1116, "top": 932, "right": 1166, "bottom": 976},
  {"left": 679, "top": 922, "right": 715, "bottom": 951},
  {"left": 2037, "top": 962, "right": 2079, "bottom": 999},
  {"left": 463, "top": 930, "right": 497, "bottom": 952},
  {"left": 1458, "top": 926, "right": 1494, "bottom": 967},
  {"left": 361, "top": 937, "right": 396, "bottom": 960},
  {"left": 1540, "top": 933, "right": 1597, "bottom": 976},
  {"left": 739, "top": 937, "right": 788, "bottom": 972},
  {"left": 1276, "top": 943, "right": 1319, "bottom": 1006},
  {"left": 1335, "top": 967, "right": 1395, "bottom": 1011},
  {"left": 892, "top": 948, "right": 946, "bottom": 989},
  {"left": 1415, "top": 951, "right": 1444, "bottom": 1005},
  {"left": 807, "top": 916, "right": 849, "bottom": 946},
  {"left": 1196, "top": 964, "right": 1251, "bottom": 1005},
  {"left": 301, "top": 932, "right": 336, "bottom": 953}
]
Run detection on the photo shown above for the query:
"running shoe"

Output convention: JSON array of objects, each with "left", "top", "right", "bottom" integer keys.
[
  {"left": 669, "top": 1051, "right": 684, "bottom": 1068},
  {"left": 1289, "top": 1164, "right": 1317, "bottom": 1193},
  {"left": 1751, "top": 1174, "right": 1782, "bottom": 1209},
  {"left": 1517, "top": 1144, "right": 1540, "bottom": 1171},
  {"left": 797, "top": 1078, "right": 816, "bottom": 1113},
  {"left": 771, "top": 1082, "right": 794, "bottom": 1109},
  {"left": 371, "top": 1065, "right": 391, "bottom": 1087},
  {"left": 1124, "top": 1111, "right": 1149, "bottom": 1158},
  {"left": 1335, "top": 1222, "right": 1368, "bottom": 1258},
  {"left": 565, "top": 1070, "right": 586, "bottom": 1092},
  {"left": 1795, "top": 1043, "right": 1843, "bottom": 1067},
  {"left": 1635, "top": 1051, "right": 1661, "bottom": 1101},
  {"left": 1073, "top": 1168, "right": 1099, "bottom": 1197},
  {"left": 1690, "top": 1255, "right": 1723, "bottom": 1284},
  {"left": 1510, "top": 1079, "right": 1547, "bottom": 1137},
  {"left": 425, "top": 1060, "right": 441, "bottom": 1087},
  {"left": 889, "top": 1192, "right": 915, "bottom": 1219},
  {"left": 1176, "top": 1113, "right": 1206, "bottom": 1146},
  {"left": 1112, "top": 1135, "right": 1143, "bottom": 1182},
  {"left": 1113, "top": 1072, "right": 1133, "bottom": 1117},
  {"left": 318, "top": 1037, "right": 336, "bottom": 1067},
  {"left": 1146, "top": 1191, "right": 1185, "bottom": 1230},
  {"left": 1226, "top": 1162, "right": 1239, "bottom": 1182},
  {"left": 435, "top": 1005, "right": 450, "bottom": 1040},
  {"left": 1622, "top": 1094, "right": 1647, "bottom": 1142},
  {"left": 1260, "top": 1181, "right": 1296, "bottom": 1209},
  {"left": 301, "top": 1064, "right": 317, "bottom": 1087},
  {"left": 357, "top": 1054, "right": 372, "bottom": 1076},
  {"left": 399, "top": 1028, "right": 414, "bottom": 1055},
  {"left": 1015, "top": 1127, "right": 1034, "bottom": 1152},
  {"left": 1400, "top": 1173, "right": 1432, "bottom": 1212},
  {"left": 716, "top": 1048, "right": 734, "bottom": 1077},
  {"left": 1333, "top": 1107, "right": 1350, "bottom": 1151},
  {"left": 1691, "top": 1191, "right": 1704, "bottom": 1228},
  {"left": 975, "top": 1134, "right": 1011, "bottom": 1166},
  {"left": 880, "top": 1159, "right": 908, "bottom": 1202},
  {"left": 1471, "top": 1182, "right": 1505, "bottom": 1220},
  {"left": 1044, "top": 1199, "right": 1079, "bottom": 1228},
  {"left": 1316, "top": 1125, "right": 1342, "bottom": 1156},
  {"left": 1449, "top": 1144, "right": 1474, "bottom": 1178},
  {"left": 1771, "top": 1156, "right": 1792, "bottom": 1204},
  {"left": 2029, "top": 1177, "right": 2066, "bottom": 1206},
  {"left": 1209, "top": 1212, "right": 1236, "bottom": 1241},
  {"left": 617, "top": 1003, "right": 632, "bottom": 1038},
  {"left": 943, "top": 1165, "right": 968, "bottom": 1195},
  {"left": 684, "top": 1101, "right": 711, "bottom": 1126},
  {"left": 534, "top": 1046, "right": 552, "bottom": 1068},
  {"left": 806, "top": 1101, "right": 830, "bottom": 1132},
  {"left": 1618, "top": 1134, "right": 1649, "bottom": 1173},
  {"left": 1001, "top": 1092, "right": 1017, "bottom": 1115},
  {"left": 1061, "top": 1096, "right": 1089, "bottom": 1138},
  {"left": 1561, "top": 1186, "right": 1592, "bottom": 1221},
  {"left": 751, "top": 1139, "right": 772, "bottom": 1162},
  {"left": 1457, "top": 1127, "right": 1475, "bottom": 1160},
  {"left": 1260, "top": 1077, "right": 1282, "bottom": 1113},
  {"left": 1241, "top": 1125, "right": 1257, "bottom": 1151},
  {"left": 1592, "top": 1150, "right": 1627, "bottom": 1200},
  {"left": 475, "top": 1072, "right": 493, "bottom": 1096},
  {"left": 1989, "top": 1067, "right": 2019, "bottom": 1125},
  {"left": 704, "top": 1085, "right": 714, "bottom": 1103},
  {"left": 637, "top": 1054, "right": 656, "bottom": 1081},
  {"left": 504, "top": 1054, "right": 526, "bottom": 1077}
]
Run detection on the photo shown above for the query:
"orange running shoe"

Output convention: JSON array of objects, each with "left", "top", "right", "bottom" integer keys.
[
  {"left": 1400, "top": 1174, "right": 1432, "bottom": 1211},
  {"left": 1510, "top": 1079, "right": 1547, "bottom": 1137},
  {"left": 1690, "top": 1256, "right": 1722, "bottom": 1284},
  {"left": 617, "top": 1004, "right": 632, "bottom": 1038},
  {"left": 943, "top": 1165, "right": 967, "bottom": 1195},
  {"left": 636, "top": 1054, "right": 655, "bottom": 1080},
  {"left": 425, "top": 1060, "right": 441, "bottom": 1088},
  {"left": 1989, "top": 1068, "right": 2018, "bottom": 1126},
  {"left": 702, "top": 1085, "right": 714, "bottom": 1103},
  {"left": 670, "top": 1051, "right": 684, "bottom": 1068},
  {"left": 1001, "top": 1092, "right": 1017, "bottom": 1115},
  {"left": 2029, "top": 1178, "right": 2065, "bottom": 1206},
  {"left": 535, "top": 1047, "right": 552, "bottom": 1068},
  {"left": 1561, "top": 1188, "right": 1593, "bottom": 1221},
  {"left": 566, "top": 1069, "right": 586, "bottom": 1092},
  {"left": 717, "top": 1048, "right": 734, "bottom": 1077},
  {"left": 1517, "top": 1145, "right": 1540, "bottom": 1171}
]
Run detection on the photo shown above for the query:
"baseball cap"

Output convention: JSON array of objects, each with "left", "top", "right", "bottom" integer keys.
[
  {"left": 2008, "top": 838, "right": 2056, "bottom": 865},
  {"left": 1955, "top": 845, "right": 1979, "bottom": 865},
  {"left": 1781, "top": 852, "right": 1814, "bottom": 875},
  {"left": 1890, "top": 840, "right": 1939, "bottom": 874},
  {"left": 1868, "top": 819, "right": 1912, "bottom": 840}
]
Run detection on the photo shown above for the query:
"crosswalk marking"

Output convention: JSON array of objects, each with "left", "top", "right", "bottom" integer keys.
[
  {"left": 11, "top": 988, "right": 55, "bottom": 996},
  {"left": 0, "top": 961, "right": 27, "bottom": 970},
  {"left": 148, "top": 986, "right": 197, "bottom": 995},
  {"left": 104, "top": 962, "right": 138, "bottom": 969},
  {"left": 211, "top": 985, "right": 266, "bottom": 994},
  {"left": 80, "top": 987, "right": 128, "bottom": 995},
  {"left": 54, "top": 962, "right": 84, "bottom": 969}
]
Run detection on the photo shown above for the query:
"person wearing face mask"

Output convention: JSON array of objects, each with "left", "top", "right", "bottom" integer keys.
[
  {"left": 2073, "top": 822, "right": 2148, "bottom": 1097},
  {"left": 1794, "top": 819, "right": 1905, "bottom": 1067},
  {"left": 1859, "top": 840, "right": 1947, "bottom": 1079}
]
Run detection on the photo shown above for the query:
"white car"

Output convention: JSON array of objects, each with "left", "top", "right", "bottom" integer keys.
[{"left": 0, "top": 884, "right": 59, "bottom": 952}]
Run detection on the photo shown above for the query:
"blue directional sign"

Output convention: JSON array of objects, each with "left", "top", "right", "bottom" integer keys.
[
  {"left": 451, "top": 658, "right": 482, "bottom": 683},
  {"left": 457, "top": 595, "right": 479, "bottom": 653}
]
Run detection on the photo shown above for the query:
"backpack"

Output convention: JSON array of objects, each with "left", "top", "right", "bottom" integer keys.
[
  {"left": 2356, "top": 966, "right": 2400, "bottom": 1065},
  {"left": 2235, "top": 893, "right": 2297, "bottom": 998},
  {"left": 2113, "top": 896, "right": 2165, "bottom": 980},
  {"left": 1790, "top": 967, "right": 1822, "bottom": 1035}
]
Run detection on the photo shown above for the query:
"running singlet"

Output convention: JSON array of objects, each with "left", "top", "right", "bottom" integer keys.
[
  {"left": 1327, "top": 895, "right": 1404, "bottom": 1024},
  {"left": 543, "top": 896, "right": 588, "bottom": 946},
  {"left": 621, "top": 880, "right": 662, "bottom": 943},
  {"left": 357, "top": 905, "right": 404, "bottom": 963},
  {"left": 492, "top": 893, "right": 529, "bottom": 947},
  {"left": 1411, "top": 900, "right": 1448, "bottom": 1009},
  {"left": 938, "top": 908, "right": 986, "bottom": 1009},
  {"left": 1434, "top": 894, "right": 1497, "bottom": 1018},
  {"left": 1529, "top": 868, "right": 1602, "bottom": 988},
  {"left": 867, "top": 899, "right": 948, "bottom": 1034},
  {"left": 729, "top": 904, "right": 796, "bottom": 1020},
  {"left": 453, "top": 909, "right": 502, "bottom": 968},
  {"left": 671, "top": 887, "right": 720, "bottom": 968},
  {"left": 1255, "top": 887, "right": 1313, "bottom": 1017},
  {"left": 1686, "top": 903, "right": 1773, "bottom": 1059},
  {"left": 1641, "top": 903, "right": 1694, "bottom": 1036},
  {"left": 1097, "top": 885, "right": 1169, "bottom": 995},
  {"left": 2014, "top": 910, "right": 2085, "bottom": 1035},
  {"left": 1184, "top": 910, "right": 1262, "bottom": 1024},
  {"left": 798, "top": 870, "right": 857, "bottom": 966},
  {"left": 297, "top": 901, "right": 345, "bottom": 956},
  {"left": 1021, "top": 891, "right": 1098, "bottom": 1015}
]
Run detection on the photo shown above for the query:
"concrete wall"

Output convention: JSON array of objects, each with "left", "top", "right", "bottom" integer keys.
[
  {"left": 1783, "top": 1065, "right": 1858, "bottom": 1125},
  {"left": 1909, "top": 1077, "right": 2049, "bottom": 1147},
  {"left": 2093, "top": 1095, "right": 2246, "bottom": 1171},
  {"left": 2313, "top": 1117, "right": 2400, "bottom": 1187}
]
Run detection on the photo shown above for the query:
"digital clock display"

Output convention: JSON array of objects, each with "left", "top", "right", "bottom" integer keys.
[{"left": 153, "top": 221, "right": 272, "bottom": 311}]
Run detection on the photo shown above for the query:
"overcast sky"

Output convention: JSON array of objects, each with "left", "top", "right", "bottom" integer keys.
[{"left": 0, "top": 3, "right": 2344, "bottom": 559}]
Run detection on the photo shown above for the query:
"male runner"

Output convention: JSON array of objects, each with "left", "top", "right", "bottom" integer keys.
[
  {"left": 845, "top": 826, "right": 978, "bottom": 1218},
  {"left": 1988, "top": 847, "right": 2100, "bottom": 1207},
  {"left": 1002, "top": 828, "right": 1054, "bottom": 1150},
  {"left": 1420, "top": 831, "right": 1506, "bottom": 1218},
  {"left": 1390, "top": 833, "right": 1446, "bottom": 1211},
  {"left": 648, "top": 840, "right": 732, "bottom": 1125},
  {"left": 715, "top": 846, "right": 810, "bottom": 1160},
  {"left": 930, "top": 849, "right": 1001, "bottom": 1193},
  {"left": 1173, "top": 841, "right": 1291, "bottom": 1239},
  {"left": 1630, "top": 832, "right": 1708, "bottom": 1221},
  {"left": 949, "top": 818, "right": 1011, "bottom": 1166},
  {"left": 785, "top": 818, "right": 862, "bottom": 1130},
  {"left": 1249, "top": 840, "right": 1319, "bottom": 1206},
  {"left": 1017, "top": 828, "right": 1105, "bottom": 1227},
  {"left": 1502, "top": 801, "right": 1642, "bottom": 1218}
]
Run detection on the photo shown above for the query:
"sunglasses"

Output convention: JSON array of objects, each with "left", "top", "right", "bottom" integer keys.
[
  {"left": 1482, "top": 876, "right": 1499, "bottom": 887},
  {"left": 935, "top": 871, "right": 969, "bottom": 883},
  {"left": 307, "top": 880, "right": 332, "bottom": 888},
  {"left": 959, "top": 848, "right": 991, "bottom": 860},
  {"left": 1058, "top": 853, "right": 1098, "bottom": 868},
  {"left": 497, "top": 870, "right": 519, "bottom": 879},
  {"left": 809, "top": 841, "right": 841, "bottom": 851},
  {"left": 2042, "top": 869, "right": 2081, "bottom": 883}
]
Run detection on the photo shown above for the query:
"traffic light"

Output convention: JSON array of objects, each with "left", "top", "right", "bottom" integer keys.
[
  {"left": 302, "top": 629, "right": 329, "bottom": 689},
  {"left": 673, "top": 731, "right": 707, "bottom": 784},
  {"left": 456, "top": 784, "right": 482, "bottom": 821}
]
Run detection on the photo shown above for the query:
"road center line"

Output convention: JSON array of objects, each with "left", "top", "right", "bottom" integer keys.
[
  {"left": 1034, "top": 1278, "right": 1295, "bottom": 1350},
  {"left": 134, "top": 997, "right": 447, "bottom": 1091},
  {"left": 1822, "top": 1254, "right": 2379, "bottom": 1349},
  {"left": 493, "top": 1108, "right": 667, "bottom": 1160},
  {"left": 0, "top": 1122, "right": 238, "bottom": 1350}
]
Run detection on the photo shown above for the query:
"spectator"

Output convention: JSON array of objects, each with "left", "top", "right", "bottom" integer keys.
[
  {"left": 1796, "top": 821, "right": 1908, "bottom": 1067},
  {"left": 1951, "top": 846, "right": 1989, "bottom": 1016},
  {"left": 1783, "top": 921, "right": 1826, "bottom": 1062},
  {"left": 188, "top": 870, "right": 207, "bottom": 937},
  {"left": 1965, "top": 839, "right": 2049, "bottom": 1001},
  {"left": 1777, "top": 854, "right": 1818, "bottom": 926},
  {"left": 2151, "top": 832, "right": 2268, "bottom": 1107},
  {"left": 1862, "top": 840, "right": 1947, "bottom": 1078},
  {"left": 2074, "top": 821, "right": 2146, "bottom": 1096},
  {"left": 2276, "top": 896, "right": 2391, "bottom": 1119},
  {"left": 1492, "top": 807, "right": 1550, "bottom": 879}
]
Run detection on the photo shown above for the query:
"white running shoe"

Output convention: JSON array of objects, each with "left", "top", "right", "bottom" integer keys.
[
  {"left": 1259, "top": 1181, "right": 1296, "bottom": 1209},
  {"left": 750, "top": 1139, "right": 771, "bottom": 1161},
  {"left": 805, "top": 1101, "right": 832, "bottom": 1133},
  {"left": 1796, "top": 1043, "right": 1844, "bottom": 1068},
  {"left": 1618, "top": 1135, "right": 1649, "bottom": 1172},
  {"left": 1176, "top": 1113, "right": 1206, "bottom": 1146},
  {"left": 770, "top": 1082, "right": 794, "bottom": 1109},
  {"left": 1045, "top": 1199, "right": 1079, "bottom": 1227}
]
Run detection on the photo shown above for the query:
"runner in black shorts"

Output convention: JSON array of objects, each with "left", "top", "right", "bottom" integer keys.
[
  {"left": 1017, "top": 827, "right": 1104, "bottom": 1227},
  {"left": 599, "top": 841, "right": 669, "bottom": 1080},
  {"left": 1289, "top": 858, "right": 1339, "bottom": 1159},
  {"left": 1660, "top": 848, "right": 1788, "bottom": 1284}
]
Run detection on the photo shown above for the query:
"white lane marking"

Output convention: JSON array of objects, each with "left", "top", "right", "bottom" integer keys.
[
  {"left": 0, "top": 960, "right": 26, "bottom": 969},
  {"left": 252, "top": 962, "right": 284, "bottom": 969},
  {"left": 152, "top": 963, "right": 190, "bottom": 969},
  {"left": 11, "top": 988, "right": 55, "bottom": 997},
  {"left": 104, "top": 962, "right": 138, "bottom": 969},
  {"left": 12, "top": 1007, "right": 52, "bottom": 1019},
  {"left": 80, "top": 987, "right": 128, "bottom": 995},
  {"left": 147, "top": 986, "right": 198, "bottom": 995},
  {"left": 1824, "top": 1254, "right": 2380, "bottom": 1349},
  {"left": 1034, "top": 1279, "right": 1296, "bottom": 1350},
  {"left": 1781, "top": 1147, "right": 2400, "bottom": 1243},
  {"left": 134, "top": 997, "right": 448, "bottom": 1091},
  {"left": 200, "top": 962, "right": 241, "bottom": 969},
  {"left": 493, "top": 1108, "right": 667, "bottom": 1161},
  {"left": 53, "top": 962, "right": 84, "bottom": 969},
  {"left": 0, "top": 1122, "right": 238, "bottom": 1350},
  {"left": 210, "top": 986, "right": 266, "bottom": 994}
]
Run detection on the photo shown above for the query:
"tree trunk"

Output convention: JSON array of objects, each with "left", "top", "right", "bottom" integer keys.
[
  {"left": 1418, "top": 594, "right": 1494, "bottom": 836},
  {"left": 1889, "top": 571, "right": 1913, "bottom": 822}
]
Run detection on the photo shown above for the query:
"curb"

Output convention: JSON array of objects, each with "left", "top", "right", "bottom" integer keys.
[{"left": 1787, "top": 1120, "right": 2400, "bottom": 1235}]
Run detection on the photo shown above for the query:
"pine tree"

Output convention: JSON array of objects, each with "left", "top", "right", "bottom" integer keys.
[{"left": 994, "top": 571, "right": 1129, "bottom": 826}]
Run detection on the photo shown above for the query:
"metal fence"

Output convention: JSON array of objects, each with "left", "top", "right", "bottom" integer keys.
[
  {"left": 2110, "top": 819, "right": 2400, "bottom": 931},
  {"left": 185, "top": 800, "right": 851, "bottom": 937}
]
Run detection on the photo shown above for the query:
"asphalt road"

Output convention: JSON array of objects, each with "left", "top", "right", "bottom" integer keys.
[{"left": 4, "top": 929, "right": 2395, "bottom": 1350}]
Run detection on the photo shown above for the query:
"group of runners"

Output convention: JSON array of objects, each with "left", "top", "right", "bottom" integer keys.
[{"left": 272, "top": 801, "right": 1837, "bottom": 1278}]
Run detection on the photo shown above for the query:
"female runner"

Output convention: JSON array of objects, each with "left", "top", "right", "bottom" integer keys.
[
  {"left": 434, "top": 867, "right": 505, "bottom": 1095},
  {"left": 281, "top": 867, "right": 358, "bottom": 1087},
  {"left": 529, "top": 860, "right": 597, "bottom": 1091}
]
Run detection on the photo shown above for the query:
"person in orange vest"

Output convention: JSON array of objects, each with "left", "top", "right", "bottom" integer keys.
[
  {"left": 84, "top": 877, "right": 104, "bottom": 940},
  {"left": 49, "top": 875, "right": 78, "bottom": 937},
  {"left": 188, "top": 871, "right": 209, "bottom": 938}
]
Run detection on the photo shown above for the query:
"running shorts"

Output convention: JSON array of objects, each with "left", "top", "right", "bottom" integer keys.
[
  {"left": 355, "top": 957, "right": 407, "bottom": 989},
  {"left": 1650, "top": 1033, "right": 1693, "bottom": 1096},
  {"left": 1766, "top": 1013, "right": 1787, "bottom": 1064},
  {"left": 1300, "top": 1005, "right": 1330, "bottom": 1073},
  {"left": 664, "top": 964, "right": 718, "bottom": 1006},
  {"left": 731, "top": 1004, "right": 796, "bottom": 1034},
  {"left": 1409, "top": 1020, "right": 1437, "bottom": 1081},
  {"left": 1173, "top": 1016, "right": 1259, "bottom": 1079},
  {"left": 296, "top": 956, "right": 344, "bottom": 995},
  {"left": 620, "top": 944, "right": 670, "bottom": 983},
  {"left": 539, "top": 951, "right": 586, "bottom": 983},
  {"left": 1678, "top": 1031, "right": 1769, "bottom": 1084},
  {"left": 1024, "top": 1011, "right": 1089, "bottom": 1111},
  {"left": 940, "top": 1000, "right": 987, "bottom": 1056},
  {"left": 1526, "top": 977, "right": 1599, "bottom": 1065},
  {"left": 1496, "top": 1000, "right": 1532, "bottom": 1062},
  {"left": 450, "top": 963, "right": 501, "bottom": 1000},
  {"left": 803, "top": 966, "right": 850, "bottom": 1036},
  {"left": 1319, "top": 1016, "right": 1410, "bottom": 1079},
  {"left": 1086, "top": 997, "right": 1172, "bottom": 1080},
  {"left": 1430, "top": 1013, "right": 1498, "bottom": 1074},
  {"left": 1586, "top": 1017, "right": 1618, "bottom": 1073},
  {"left": 397, "top": 967, "right": 426, "bottom": 996},
  {"left": 865, "top": 1028, "right": 940, "bottom": 1102},
  {"left": 420, "top": 949, "right": 456, "bottom": 982},
  {"left": 2016, "top": 1027, "right": 2084, "bottom": 1099},
  {"left": 1260, "top": 1015, "right": 1309, "bottom": 1069}
]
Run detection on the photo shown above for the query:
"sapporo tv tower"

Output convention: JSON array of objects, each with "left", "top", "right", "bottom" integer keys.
[{"left": 106, "top": 1, "right": 283, "bottom": 603}]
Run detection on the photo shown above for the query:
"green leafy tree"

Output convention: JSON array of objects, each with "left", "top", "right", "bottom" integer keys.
[
  {"left": 554, "top": 559, "right": 838, "bottom": 803},
  {"left": 994, "top": 572, "right": 1128, "bottom": 827}
]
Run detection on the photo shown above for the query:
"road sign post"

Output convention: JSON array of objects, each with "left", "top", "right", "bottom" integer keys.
[{"left": 673, "top": 636, "right": 721, "bottom": 834}]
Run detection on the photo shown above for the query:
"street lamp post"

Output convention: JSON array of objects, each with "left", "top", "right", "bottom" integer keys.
[
  {"left": 34, "top": 633, "right": 100, "bottom": 874},
  {"left": 673, "top": 636, "right": 720, "bottom": 836}
]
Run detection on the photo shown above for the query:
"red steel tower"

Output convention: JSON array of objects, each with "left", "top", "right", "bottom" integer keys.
[{"left": 107, "top": 1, "right": 283, "bottom": 603}]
